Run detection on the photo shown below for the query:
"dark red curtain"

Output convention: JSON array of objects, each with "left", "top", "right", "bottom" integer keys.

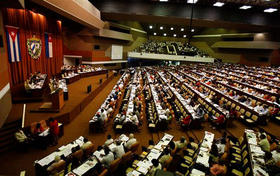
[{"left": 2, "top": 8, "right": 63, "bottom": 86}]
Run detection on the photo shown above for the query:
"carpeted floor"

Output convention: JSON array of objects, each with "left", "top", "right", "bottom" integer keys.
[{"left": 0, "top": 73, "right": 279, "bottom": 176}]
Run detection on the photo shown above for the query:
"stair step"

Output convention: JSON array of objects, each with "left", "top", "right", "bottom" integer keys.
[
  {"left": 2, "top": 119, "right": 22, "bottom": 128},
  {"left": 0, "top": 123, "right": 21, "bottom": 133},
  {"left": 0, "top": 131, "right": 15, "bottom": 139}
]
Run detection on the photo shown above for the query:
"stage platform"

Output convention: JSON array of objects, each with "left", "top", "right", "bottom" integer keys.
[{"left": 5, "top": 71, "right": 118, "bottom": 127}]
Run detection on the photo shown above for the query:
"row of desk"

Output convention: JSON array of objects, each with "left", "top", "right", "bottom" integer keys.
[
  {"left": 244, "top": 129, "right": 269, "bottom": 176},
  {"left": 64, "top": 70, "right": 108, "bottom": 85},
  {"left": 126, "top": 133, "right": 174, "bottom": 176},
  {"left": 181, "top": 69, "right": 263, "bottom": 119}
]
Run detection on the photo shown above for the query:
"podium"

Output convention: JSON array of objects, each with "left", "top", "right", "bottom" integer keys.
[{"left": 51, "top": 89, "right": 65, "bottom": 110}]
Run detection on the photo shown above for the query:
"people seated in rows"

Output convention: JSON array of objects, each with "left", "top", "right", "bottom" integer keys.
[
  {"left": 259, "top": 134, "right": 270, "bottom": 152},
  {"left": 49, "top": 117, "right": 59, "bottom": 146},
  {"left": 15, "top": 128, "right": 30, "bottom": 151},
  {"left": 210, "top": 160, "right": 227, "bottom": 176},
  {"left": 272, "top": 146, "right": 280, "bottom": 163},
  {"left": 180, "top": 114, "right": 191, "bottom": 128},
  {"left": 47, "top": 155, "right": 63, "bottom": 174},
  {"left": 134, "top": 40, "right": 209, "bottom": 57},
  {"left": 159, "top": 148, "right": 171, "bottom": 165},
  {"left": 104, "top": 135, "right": 114, "bottom": 146},
  {"left": 81, "top": 138, "right": 93, "bottom": 150},
  {"left": 149, "top": 159, "right": 162, "bottom": 176},
  {"left": 111, "top": 140, "right": 125, "bottom": 158},
  {"left": 34, "top": 123, "right": 45, "bottom": 135},
  {"left": 175, "top": 137, "right": 187, "bottom": 150},
  {"left": 125, "top": 133, "right": 137, "bottom": 149},
  {"left": 49, "top": 77, "right": 60, "bottom": 93},
  {"left": 100, "top": 146, "right": 114, "bottom": 168}
]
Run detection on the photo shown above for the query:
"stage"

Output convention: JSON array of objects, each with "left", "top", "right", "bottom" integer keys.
[{"left": 5, "top": 71, "right": 118, "bottom": 126}]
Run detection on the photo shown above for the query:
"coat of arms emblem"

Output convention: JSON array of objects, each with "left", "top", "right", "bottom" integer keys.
[{"left": 27, "top": 36, "right": 42, "bottom": 59}]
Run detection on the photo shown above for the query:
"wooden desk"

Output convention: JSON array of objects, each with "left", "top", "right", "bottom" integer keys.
[{"left": 51, "top": 89, "right": 65, "bottom": 110}]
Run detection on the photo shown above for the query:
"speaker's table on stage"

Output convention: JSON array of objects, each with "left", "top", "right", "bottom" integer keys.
[{"left": 51, "top": 89, "right": 65, "bottom": 110}]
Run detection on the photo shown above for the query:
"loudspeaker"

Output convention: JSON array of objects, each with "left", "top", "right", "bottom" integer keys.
[
  {"left": 87, "top": 85, "right": 92, "bottom": 93},
  {"left": 94, "top": 45, "right": 100, "bottom": 50},
  {"left": 99, "top": 78, "right": 103, "bottom": 85},
  {"left": 0, "top": 35, "right": 3, "bottom": 47}
]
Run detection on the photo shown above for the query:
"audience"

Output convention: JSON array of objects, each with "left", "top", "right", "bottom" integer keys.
[
  {"left": 112, "top": 140, "right": 125, "bottom": 159},
  {"left": 176, "top": 137, "right": 187, "bottom": 150},
  {"left": 49, "top": 118, "right": 59, "bottom": 146},
  {"left": 149, "top": 159, "right": 162, "bottom": 176},
  {"left": 159, "top": 148, "right": 171, "bottom": 165},
  {"left": 104, "top": 135, "right": 114, "bottom": 146},
  {"left": 259, "top": 134, "right": 270, "bottom": 152},
  {"left": 100, "top": 146, "right": 115, "bottom": 168},
  {"left": 125, "top": 133, "right": 137, "bottom": 149}
]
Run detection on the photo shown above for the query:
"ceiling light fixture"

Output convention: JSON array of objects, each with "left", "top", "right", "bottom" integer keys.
[
  {"left": 187, "top": 0, "right": 198, "bottom": 4},
  {"left": 213, "top": 2, "right": 224, "bottom": 7},
  {"left": 181, "top": 28, "right": 184, "bottom": 31},
  {"left": 170, "top": 27, "right": 174, "bottom": 30},
  {"left": 183, "top": 35, "right": 187, "bottom": 38},
  {"left": 239, "top": 5, "right": 252, "bottom": 10},
  {"left": 191, "top": 29, "right": 195, "bottom": 32},
  {"left": 173, "top": 34, "right": 177, "bottom": 37},
  {"left": 163, "top": 33, "right": 167, "bottom": 36},
  {"left": 160, "top": 26, "right": 163, "bottom": 30},
  {"left": 154, "top": 32, "right": 157, "bottom": 35},
  {"left": 149, "top": 25, "right": 153, "bottom": 29},
  {"left": 159, "top": 0, "right": 168, "bottom": 2},
  {"left": 264, "top": 8, "right": 278, "bottom": 13}
]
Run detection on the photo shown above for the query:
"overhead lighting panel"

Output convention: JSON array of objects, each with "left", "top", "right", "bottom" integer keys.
[
  {"left": 163, "top": 33, "right": 167, "bottom": 36},
  {"left": 173, "top": 34, "right": 177, "bottom": 37},
  {"left": 183, "top": 35, "right": 187, "bottom": 38},
  {"left": 170, "top": 27, "right": 174, "bottom": 30},
  {"left": 159, "top": 0, "right": 168, "bottom": 2},
  {"left": 213, "top": 2, "right": 224, "bottom": 7},
  {"left": 160, "top": 26, "right": 163, "bottom": 30},
  {"left": 264, "top": 8, "right": 278, "bottom": 13},
  {"left": 187, "top": 0, "right": 198, "bottom": 3},
  {"left": 240, "top": 5, "right": 252, "bottom": 10},
  {"left": 181, "top": 28, "right": 184, "bottom": 31},
  {"left": 191, "top": 29, "right": 195, "bottom": 32},
  {"left": 154, "top": 32, "right": 157, "bottom": 35},
  {"left": 149, "top": 25, "right": 153, "bottom": 29}
]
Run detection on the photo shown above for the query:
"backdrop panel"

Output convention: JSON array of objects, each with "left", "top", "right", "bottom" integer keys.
[{"left": 2, "top": 8, "right": 63, "bottom": 86}]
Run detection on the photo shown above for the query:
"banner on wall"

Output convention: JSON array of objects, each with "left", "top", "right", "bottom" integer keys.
[
  {"left": 5, "top": 26, "right": 21, "bottom": 62},
  {"left": 45, "top": 33, "right": 53, "bottom": 58},
  {"left": 27, "top": 36, "right": 42, "bottom": 59}
]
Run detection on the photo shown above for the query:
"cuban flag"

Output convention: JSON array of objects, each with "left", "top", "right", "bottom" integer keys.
[
  {"left": 45, "top": 33, "right": 53, "bottom": 58},
  {"left": 6, "top": 26, "right": 21, "bottom": 62}
]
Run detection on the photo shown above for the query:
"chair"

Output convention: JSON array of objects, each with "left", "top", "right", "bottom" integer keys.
[
  {"left": 98, "top": 169, "right": 108, "bottom": 176},
  {"left": 72, "top": 149, "right": 84, "bottom": 162},
  {"left": 52, "top": 160, "right": 66, "bottom": 176},
  {"left": 129, "top": 142, "right": 140, "bottom": 153},
  {"left": 245, "top": 111, "right": 251, "bottom": 118},
  {"left": 236, "top": 106, "right": 240, "bottom": 111},
  {"left": 242, "top": 150, "right": 248, "bottom": 159},
  {"left": 83, "top": 143, "right": 94, "bottom": 158},
  {"left": 121, "top": 151, "right": 133, "bottom": 166},
  {"left": 240, "top": 109, "right": 245, "bottom": 114},
  {"left": 231, "top": 168, "right": 243, "bottom": 176},
  {"left": 251, "top": 115, "right": 258, "bottom": 122},
  {"left": 244, "top": 167, "right": 250, "bottom": 176},
  {"left": 163, "top": 156, "right": 173, "bottom": 171},
  {"left": 40, "top": 120, "right": 48, "bottom": 131},
  {"left": 231, "top": 103, "right": 236, "bottom": 109},
  {"left": 109, "top": 158, "right": 121, "bottom": 174}
]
